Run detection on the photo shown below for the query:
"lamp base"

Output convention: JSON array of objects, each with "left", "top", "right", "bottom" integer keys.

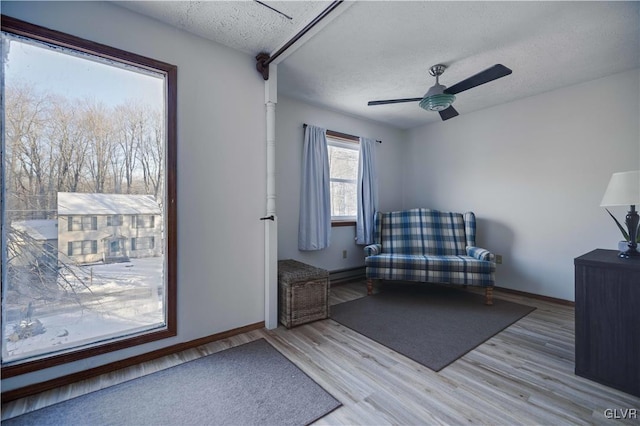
[
  {"left": 619, "top": 239, "right": 640, "bottom": 259},
  {"left": 621, "top": 206, "right": 640, "bottom": 259}
]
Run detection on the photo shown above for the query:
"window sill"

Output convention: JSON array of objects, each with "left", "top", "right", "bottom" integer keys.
[{"left": 332, "top": 220, "right": 356, "bottom": 227}]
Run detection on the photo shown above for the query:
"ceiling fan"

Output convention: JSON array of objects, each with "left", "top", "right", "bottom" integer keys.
[{"left": 368, "top": 64, "right": 512, "bottom": 121}]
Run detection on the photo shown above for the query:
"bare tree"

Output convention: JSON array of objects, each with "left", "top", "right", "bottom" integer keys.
[
  {"left": 4, "top": 83, "right": 53, "bottom": 220},
  {"left": 5, "top": 83, "right": 163, "bottom": 204},
  {"left": 49, "top": 96, "right": 89, "bottom": 194},
  {"left": 82, "top": 100, "right": 114, "bottom": 193},
  {"left": 114, "top": 102, "right": 148, "bottom": 194},
  {"left": 139, "top": 109, "right": 164, "bottom": 199}
]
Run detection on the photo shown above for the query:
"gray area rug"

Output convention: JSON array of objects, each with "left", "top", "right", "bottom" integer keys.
[
  {"left": 331, "top": 282, "right": 535, "bottom": 371},
  {"left": 4, "top": 339, "right": 341, "bottom": 426}
]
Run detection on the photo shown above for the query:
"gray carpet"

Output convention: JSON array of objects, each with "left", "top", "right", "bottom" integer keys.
[
  {"left": 331, "top": 282, "right": 535, "bottom": 371},
  {"left": 4, "top": 339, "right": 341, "bottom": 426}
]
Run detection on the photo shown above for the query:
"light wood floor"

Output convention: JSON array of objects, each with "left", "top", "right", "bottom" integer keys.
[{"left": 3, "top": 281, "right": 639, "bottom": 424}]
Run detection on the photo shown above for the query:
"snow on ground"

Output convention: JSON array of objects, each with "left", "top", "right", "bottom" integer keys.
[{"left": 3, "top": 257, "right": 166, "bottom": 363}]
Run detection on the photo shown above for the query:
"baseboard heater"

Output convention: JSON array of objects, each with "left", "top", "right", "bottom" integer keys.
[{"left": 329, "top": 266, "right": 365, "bottom": 285}]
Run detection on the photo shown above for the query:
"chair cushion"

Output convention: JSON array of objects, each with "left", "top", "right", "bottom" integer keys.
[{"left": 365, "top": 254, "right": 495, "bottom": 286}]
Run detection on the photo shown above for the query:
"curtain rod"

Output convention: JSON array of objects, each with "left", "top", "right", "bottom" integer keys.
[{"left": 303, "top": 124, "right": 382, "bottom": 144}]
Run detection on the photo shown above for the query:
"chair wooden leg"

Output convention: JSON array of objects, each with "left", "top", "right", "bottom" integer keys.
[
  {"left": 367, "top": 278, "right": 373, "bottom": 295},
  {"left": 485, "top": 287, "right": 494, "bottom": 305}
]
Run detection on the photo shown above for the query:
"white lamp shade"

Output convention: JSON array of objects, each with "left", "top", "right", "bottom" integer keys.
[{"left": 600, "top": 170, "right": 640, "bottom": 207}]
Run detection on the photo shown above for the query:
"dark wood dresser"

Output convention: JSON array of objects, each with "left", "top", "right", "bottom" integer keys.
[{"left": 574, "top": 249, "right": 640, "bottom": 397}]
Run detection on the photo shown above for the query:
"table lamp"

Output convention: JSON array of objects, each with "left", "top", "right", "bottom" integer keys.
[{"left": 600, "top": 170, "right": 640, "bottom": 258}]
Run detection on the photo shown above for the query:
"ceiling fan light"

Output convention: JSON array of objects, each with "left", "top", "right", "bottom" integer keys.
[{"left": 419, "top": 94, "right": 456, "bottom": 111}]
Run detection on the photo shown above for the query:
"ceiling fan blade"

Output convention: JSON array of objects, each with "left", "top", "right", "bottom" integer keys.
[
  {"left": 368, "top": 97, "right": 423, "bottom": 106},
  {"left": 439, "top": 106, "right": 459, "bottom": 121},
  {"left": 444, "top": 64, "right": 512, "bottom": 95}
]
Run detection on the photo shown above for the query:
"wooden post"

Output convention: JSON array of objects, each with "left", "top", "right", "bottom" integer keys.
[{"left": 485, "top": 287, "right": 494, "bottom": 305}]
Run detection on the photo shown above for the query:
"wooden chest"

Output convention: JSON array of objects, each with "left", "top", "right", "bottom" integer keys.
[{"left": 278, "top": 259, "right": 329, "bottom": 328}]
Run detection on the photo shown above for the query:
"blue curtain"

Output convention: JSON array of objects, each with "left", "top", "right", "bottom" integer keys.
[
  {"left": 298, "top": 125, "right": 331, "bottom": 250},
  {"left": 356, "top": 137, "right": 378, "bottom": 245}
]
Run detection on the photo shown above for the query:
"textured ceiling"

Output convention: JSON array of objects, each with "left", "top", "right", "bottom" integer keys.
[
  {"left": 115, "top": 1, "right": 332, "bottom": 55},
  {"left": 114, "top": 1, "right": 640, "bottom": 129}
]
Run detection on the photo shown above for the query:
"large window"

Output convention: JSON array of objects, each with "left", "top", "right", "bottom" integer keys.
[
  {"left": 1, "top": 16, "right": 177, "bottom": 375},
  {"left": 327, "top": 136, "right": 359, "bottom": 222}
]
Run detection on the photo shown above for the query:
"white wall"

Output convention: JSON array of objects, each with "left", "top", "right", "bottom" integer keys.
[
  {"left": 2, "top": 1, "right": 266, "bottom": 391},
  {"left": 276, "top": 96, "right": 406, "bottom": 272},
  {"left": 404, "top": 69, "right": 640, "bottom": 301}
]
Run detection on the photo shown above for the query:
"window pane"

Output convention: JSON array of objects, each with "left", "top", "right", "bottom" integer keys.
[
  {"left": 2, "top": 31, "right": 168, "bottom": 364},
  {"left": 327, "top": 141, "right": 358, "bottom": 218},
  {"left": 328, "top": 144, "right": 359, "bottom": 180},
  {"left": 135, "top": 215, "right": 155, "bottom": 228},
  {"left": 132, "top": 236, "right": 155, "bottom": 250},
  {"left": 107, "top": 215, "right": 122, "bottom": 227},
  {"left": 330, "top": 181, "right": 358, "bottom": 217}
]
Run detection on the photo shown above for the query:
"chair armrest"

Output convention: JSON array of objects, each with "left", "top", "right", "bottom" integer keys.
[
  {"left": 364, "top": 244, "right": 382, "bottom": 257},
  {"left": 466, "top": 246, "right": 495, "bottom": 261}
]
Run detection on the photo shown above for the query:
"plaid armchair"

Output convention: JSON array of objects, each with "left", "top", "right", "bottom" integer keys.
[{"left": 364, "top": 208, "right": 496, "bottom": 305}]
